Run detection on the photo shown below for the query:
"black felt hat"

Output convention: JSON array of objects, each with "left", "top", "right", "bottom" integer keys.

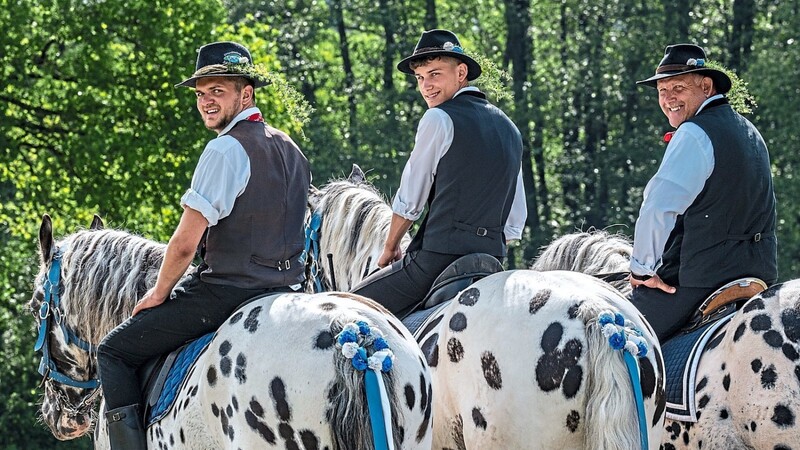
[
  {"left": 637, "top": 44, "right": 731, "bottom": 94},
  {"left": 397, "top": 29, "right": 482, "bottom": 81},
  {"left": 176, "top": 41, "right": 268, "bottom": 89}
]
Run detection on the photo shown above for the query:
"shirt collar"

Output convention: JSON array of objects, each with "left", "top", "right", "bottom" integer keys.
[
  {"left": 696, "top": 94, "right": 725, "bottom": 115},
  {"left": 218, "top": 106, "right": 262, "bottom": 136},
  {"left": 453, "top": 86, "right": 480, "bottom": 98}
]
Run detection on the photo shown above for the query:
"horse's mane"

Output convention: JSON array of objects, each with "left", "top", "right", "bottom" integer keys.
[
  {"left": 311, "top": 178, "right": 410, "bottom": 291},
  {"left": 39, "top": 228, "right": 166, "bottom": 344},
  {"left": 531, "top": 229, "right": 633, "bottom": 295}
]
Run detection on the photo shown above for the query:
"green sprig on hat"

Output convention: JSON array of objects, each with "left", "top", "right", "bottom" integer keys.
[
  {"left": 225, "top": 62, "right": 313, "bottom": 127},
  {"left": 704, "top": 60, "right": 756, "bottom": 115}
]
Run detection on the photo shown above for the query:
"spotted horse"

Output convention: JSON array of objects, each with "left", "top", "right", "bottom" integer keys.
[
  {"left": 29, "top": 214, "right": 433, "bottom": 449},
  {"left": 532, "top": 229, "right": 800, "bottom": 450},
  {"left": 308, "top": 167, "right": 667, "bottom": 449}
]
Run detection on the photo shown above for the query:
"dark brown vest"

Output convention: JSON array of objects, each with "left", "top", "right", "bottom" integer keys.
[{"left": 200, "top": 120, "right": 311, "bottom": 288}]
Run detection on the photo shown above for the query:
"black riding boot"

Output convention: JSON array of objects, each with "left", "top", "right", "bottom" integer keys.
[{"left": 105, "top": 404, "right": 146, "bottom": 450}]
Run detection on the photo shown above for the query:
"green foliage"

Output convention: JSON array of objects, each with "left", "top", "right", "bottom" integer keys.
[
  {"left": 705, "top": 60, "right": 757, "bottom": 114},
  {"left": 2, "top": 0, "right": 800, "bottom": 446}
]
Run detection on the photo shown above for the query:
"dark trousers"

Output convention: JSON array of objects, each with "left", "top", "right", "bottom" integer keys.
[
  {"left": 97, "top": 274, "right": 280, "bottom": 410},
  {"left": 629, "top": 285, "right": 715, "bottom": 341},
  {"left": 351, "top": 249, "right": 460, "bottom": 318}
]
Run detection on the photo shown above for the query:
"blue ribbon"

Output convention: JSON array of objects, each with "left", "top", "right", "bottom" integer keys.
[
  {"left": 365, "top": 370, "right": 389, "bottom": 450},
  {"left": 623, "top": 351, "right": 649, "bottom": 450}
]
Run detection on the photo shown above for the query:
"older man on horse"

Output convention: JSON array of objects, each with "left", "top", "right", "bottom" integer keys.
[{"left": 629, "top": 44, "right": 778, "bottom": 340}]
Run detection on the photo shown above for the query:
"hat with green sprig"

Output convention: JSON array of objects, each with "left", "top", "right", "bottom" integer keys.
[{"left": 176, "top": 41, "right": 269, "bottom": 88}]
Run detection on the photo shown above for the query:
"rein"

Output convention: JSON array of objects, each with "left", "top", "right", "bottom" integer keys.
[
  {"left": 34, "top": 247, "right": 101, "bottom": 392},
  {"left": 593, "top": 271, "right": 631, "bottom": 283}
]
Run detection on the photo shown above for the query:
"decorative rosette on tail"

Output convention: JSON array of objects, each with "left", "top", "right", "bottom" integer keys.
[
  {"left": 336, "top": 320, "right": 395, "bottom": 372},
  {"left": 335, "top": 320, "right": 396, "bottom": 450},
  {"left": 598, "top": 310, "right": 651, "bottom": 450},
  {"left": 597, "top": 310, "right": 649, "bottom": 357}
]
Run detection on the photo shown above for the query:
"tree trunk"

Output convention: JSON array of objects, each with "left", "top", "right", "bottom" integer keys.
[
  {"left": 662, "top": 0, "right": 691, "bottom": 42},
  {"left": 331, "top": 0, "right": 358, "bottom": 147},
  {"left": 729, "top": 0, "right": 756, "bottom": 71},
  {"left": 504, "top": 0, "right": 541, "bottom": 243},
  {"left": 424, "top": 0, "right": 437, "bottom": 30}
]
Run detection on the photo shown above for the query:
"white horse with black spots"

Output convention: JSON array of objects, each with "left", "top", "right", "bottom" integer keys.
[
  {"left": 532, "top": 229, "right": 800, "bottom": 450},
  {"left": 29, "top": 214, "right": 433, "bottom": 449},
  {"left": 308, "top": 166, "right": 667, "bottom": 449}
]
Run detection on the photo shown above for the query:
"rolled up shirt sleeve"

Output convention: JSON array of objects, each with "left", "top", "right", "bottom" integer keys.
[
  {"left": 504, "top": 168, "right": 527, "bottom": 240},
  {"left": 630, "top": 123, "right": 714, "bottom": 275},
  {"left": 391, "top": 108, "right": 454, "bottom": 220},
  {"left": 180, "top": 135, "right": 250, "bottom": 226}
]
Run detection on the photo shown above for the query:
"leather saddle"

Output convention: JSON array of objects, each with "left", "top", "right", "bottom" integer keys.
[
  {"left": 403, "top": 253, "right": 504, "bottom": 319},
  {"left": 684, "top": 277, "right": 767, "bottom": 331}
]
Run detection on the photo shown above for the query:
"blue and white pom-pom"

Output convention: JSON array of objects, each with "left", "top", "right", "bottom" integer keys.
[
  {"left": 598, "top": 310, "right": 649, "bottom": 357},
  {"left": 336, "top": 320, "right": 395, "bottom": 372}
]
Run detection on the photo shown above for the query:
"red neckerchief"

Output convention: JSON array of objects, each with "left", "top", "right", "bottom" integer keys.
[
  {"left": 246, "top": 112, "right": 264, "bottom": 122},
  {"left": 663, "top": 131, "right": 674, "bottom": 143}
]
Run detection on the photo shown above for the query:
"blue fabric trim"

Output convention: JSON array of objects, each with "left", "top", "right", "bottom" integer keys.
[
  {"left": 365, "top": 370, "right": 389, "bottom": 450},
  {"left": 147, "top": 333, "right": 215, "bottom": 426},
  {"left": 624, "top": 352, "right": 649, "bottom": 450}
]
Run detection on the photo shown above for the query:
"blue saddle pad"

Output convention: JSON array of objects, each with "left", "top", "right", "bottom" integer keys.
[
  {"left": 662, "top": 312, "right": 735, "bottom": 422},
  {"left": 146, "top": 332, "right": 214, "bottom": 426}
]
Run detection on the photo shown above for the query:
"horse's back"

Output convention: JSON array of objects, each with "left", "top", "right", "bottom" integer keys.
[
  {"left": 417, "top": 270, "right": 664, "bottom": 449},
  {"left": 152, "top": 291, "right": 432, "bottom": 449}
]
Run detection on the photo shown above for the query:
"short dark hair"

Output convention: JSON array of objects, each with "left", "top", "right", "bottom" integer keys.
[
  {"left": 232, "top": 76, "right": 256, "bottom": 103},
  {"left": 408, "top": 55, "right": 462, "bottom": 72}
]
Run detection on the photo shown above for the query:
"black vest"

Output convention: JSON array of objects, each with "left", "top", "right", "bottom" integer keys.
[
  {"left": 658, "top": 99, "right": 777, "bottom": 287},
  {"left": 409, "top": 91, "right": 523, "bottom": 257},
  {"left": 200, "top": 120, "right": 311, "bottom": 288}
]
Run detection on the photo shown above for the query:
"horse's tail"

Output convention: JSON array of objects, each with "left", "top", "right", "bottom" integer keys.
[
  {"left": 327, "top": 316, "right": 402, "bottom": 450},
  {"left": 579, "top": 303, "right": 650, "bottom": 450}
]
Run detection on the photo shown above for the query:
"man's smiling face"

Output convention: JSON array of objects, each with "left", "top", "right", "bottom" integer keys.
[
  {"left": 657, "top": 74, "right": 711, "bottom": 128},
  {"left": 413, "top": 57, "right": 468, "bottom": 108},
  {"left": 195, "top": 77, "right": 248, "bottom": 133}
]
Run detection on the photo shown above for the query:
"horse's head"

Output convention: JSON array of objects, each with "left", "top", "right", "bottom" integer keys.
[{"left": 29, "top": 214, "right": 105, "bottom": 439}]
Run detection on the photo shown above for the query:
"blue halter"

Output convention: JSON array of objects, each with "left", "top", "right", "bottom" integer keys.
[
  {"left": 34, "top": 248, "right": 100, "bottom": 390},
  {"left": 303, "top": 212, "right": 324, "bottom": 293}
]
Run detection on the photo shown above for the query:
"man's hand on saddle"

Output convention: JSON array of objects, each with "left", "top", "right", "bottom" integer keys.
[
  {"left": 629, "top": 272, "right": 677, "bottom": 294},
  {"left": 377, "top": 245, "right": 403, "bottom": 268},
  {"left": 132, "top": 288, "right": 168, "bottom": 316}
]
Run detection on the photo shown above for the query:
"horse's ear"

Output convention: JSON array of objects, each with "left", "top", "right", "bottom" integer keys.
[
  {"left": 90, "top": 214, "right": 104, "bottom": 230},
  {"left": 39, "top": 214, "right": 54, "bottom": 264},
  {"left": 308, "top": 185, "right": 321, "bottom": 210},
  {"left": 349, "top": 164, "right": 366, "bottom": 184}
]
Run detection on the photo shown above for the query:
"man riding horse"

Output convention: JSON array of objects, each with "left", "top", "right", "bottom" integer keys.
[
  {"left": 96, "top": 41, "right": 311, "bottom": 449},
  {"left": 351, "top": 29, "right": 527, "bottom": 317},
  {"left": 628, "top": 43, "right": 778, "bottom": 341}
]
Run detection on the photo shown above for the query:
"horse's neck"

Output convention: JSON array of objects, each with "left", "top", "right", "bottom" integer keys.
[{"left": 61, "top": 229, "right": 166, "bottom": 343}]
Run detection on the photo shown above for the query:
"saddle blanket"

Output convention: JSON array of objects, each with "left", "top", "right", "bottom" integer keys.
[
  {"left": 663, "top": 312, "right": 735, "bottom": 422},
  {"left": 146, "top": 332, "right": 215, "bottom": 426}
]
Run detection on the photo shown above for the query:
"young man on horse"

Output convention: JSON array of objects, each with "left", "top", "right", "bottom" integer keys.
[
  {"left": 96, "top": 41, "right": 311, "bottom": 449},
  {"left": 352, "top": 29, "right": 527, "bottom": 318},
  {"left": 629, "top": 44, "right": 777, "bottom": 340}
]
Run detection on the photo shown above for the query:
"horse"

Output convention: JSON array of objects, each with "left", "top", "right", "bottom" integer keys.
[
  {"left": 29, "top": 214, "right": 434, "bottom": 449},
  {"left": 308, "top": 166, "right": 667, "bottom": 449},
  {"left": 532, "top": 230, "right": 800, "bottom": 449}
]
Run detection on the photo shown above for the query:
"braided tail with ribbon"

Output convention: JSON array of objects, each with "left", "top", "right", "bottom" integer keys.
[
  {"left": 598, "top": 310, "right": 650, "bottom": 450},
  {"left": 336, "top": 320, "right": 395, "bottom": 450}
]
